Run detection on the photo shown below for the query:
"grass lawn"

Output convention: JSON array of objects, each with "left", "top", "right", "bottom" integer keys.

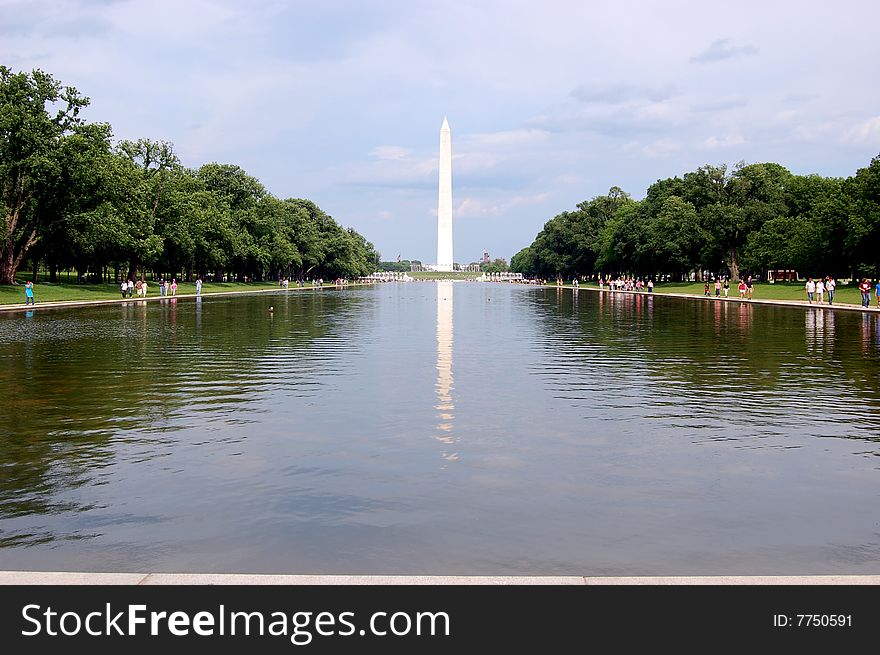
[
  {"left": 561, "top": 280, "right": 867, "bottom": 306},
  {"left": 0, "top": 275, "right": 323, "bottom": 306}
]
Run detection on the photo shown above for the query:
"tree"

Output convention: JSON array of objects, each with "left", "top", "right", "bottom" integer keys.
[
  {"left": 844, "top": 154, "right": 880, "bottom": 276},
  {"left": 116, "top": 138, "right": 180, "bottom": 279},
  {"left": 510, "top": 246, "right": 535, "bottom": 275},
  {"left": 0, "top": 67, "right": 89, "bottom": 283},
  {"left": 481, "top": 258, "right": 509, "bottom": 273},
  {"left": 645, "top": 196, "right": 705, "bottom": 278},
  {"left": 595, "top": 201, "right": 649, "bottom": 275}
]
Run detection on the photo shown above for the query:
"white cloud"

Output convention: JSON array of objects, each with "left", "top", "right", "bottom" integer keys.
[
  {"left": 371, "top": 146, "right": 412, "bottom": 160},
  {"left": 704, "top": 135, "right": 746, "bottom": 149},
  {"left": 690, "top": 39, "right": 758, "bottom": 63},
  {"left": 455, "top": 193, "right": 551, "bottom": 219},
  {"left": 843, "top": 116, "right": 880, "bottom": 146}
]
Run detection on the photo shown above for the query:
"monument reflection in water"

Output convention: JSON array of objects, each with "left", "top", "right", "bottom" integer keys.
[{"left": 435, "top": 281, "right": 456, "bottom": 461}]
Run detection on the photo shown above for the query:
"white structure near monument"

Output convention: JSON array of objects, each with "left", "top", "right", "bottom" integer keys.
[{"left": 435, "top": 117, "right": 454, "bottom": 272}]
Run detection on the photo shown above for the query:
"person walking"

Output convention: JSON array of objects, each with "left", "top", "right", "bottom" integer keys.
[
  {"left": 195, "top": 277, "right": 202, "bottom": 296},
  {"left": 723, "top": 278, "right": 730, "bottom": 298},
  {"left": 24, "top": 280, "right": 35, "bottom": 306},
  {"left": 170, "top": 278, "right": 178, "bottom": 296},
  {"left": 859, "top": 278, "right": 871, "bottom": 307},
  {"left": 704, "top": 281, "right": 711, "bottom": 297},
  {"left": 815, "top": 278, "right": 825, "bottom": 304},
  {"left": 805, "top": 278, "right": 815, "bottom": 303},
  {"left": 738, "top": 279, "right": 746, "bottom": 299},
  {"left": 120, "top": 279, "right": 128, "bottom": 299},
  {"left": 746, "top": 275, "right": 754, "bottom": 300},
  {"left": 127, "top": 278, "right": 134, "bottom": 298},
  {"left": 135, "top": 279, "right": 143, "bottom": 298},
  {"left": 714, "top": 279, "right": 721, "bottom": 297},
  {"left": 647, "top": 278, "right": 654, "bottom": 293},
  {"left": 159, "top": 278, "right": 166, "bottom": 297},
  {"left": 141, "top": 278, "right": 148, "bottom": 297},
  {"left": 826, "top": 276, "right": 835, "bottom": 305},
  {"left": 875, "top": 279, "right": 880, "bottom": 307}
]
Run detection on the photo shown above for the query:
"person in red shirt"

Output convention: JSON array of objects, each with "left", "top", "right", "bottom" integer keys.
[
  {"left": 738, "top": 280, "right": 747, "bottom": 299},
  {"left": 859, "top": 278, "right": 871, "bottom": 307}
]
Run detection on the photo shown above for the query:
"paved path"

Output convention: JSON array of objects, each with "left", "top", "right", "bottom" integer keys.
[{"left": 2, "top": 571, "right": 878, "bottom": 585}]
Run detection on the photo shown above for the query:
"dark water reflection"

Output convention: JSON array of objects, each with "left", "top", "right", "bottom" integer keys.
[{"left": 1, "top": 285, "right": 878, "bottom": 575}]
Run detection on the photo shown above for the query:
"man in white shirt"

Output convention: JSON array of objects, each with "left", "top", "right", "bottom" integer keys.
[
  {"left": 826, "top": 277, "right": 835, "bottom": 305},
  {"left": 805, "top": 278, "right": 815, "bottom": 303}
]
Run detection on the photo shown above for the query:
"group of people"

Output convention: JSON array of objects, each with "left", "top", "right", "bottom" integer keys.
[
  {"left": 701, "top": 276, "right": 754, "bottom": 300},
  {"left": 120, "top": 277, "right": 183, "bottom": 298},
  {"left": 804, "top": 277, "right": 837, "bottom": 305},
  {"left": 599, "top": 277, "right": 655, "bottom": 293},
  {"left": 115, "top": 277, "right": 205, "bottom": 299}
]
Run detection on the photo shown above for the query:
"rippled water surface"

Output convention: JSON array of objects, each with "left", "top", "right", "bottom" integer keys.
[{"left": 1, "top": 283, "right": 879, "bottom": 575}]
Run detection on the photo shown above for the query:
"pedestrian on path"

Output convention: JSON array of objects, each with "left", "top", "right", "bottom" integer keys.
[
  {"left": 746, "top": 276, "right": 754, "bottom": 300},
  {"left": 738, "top": 280, "right": 746, "bottom": 299},
  {"left": 195, "top": 277, "right": 202, "bottom": 296},
  {"left": 875, "top": 279, "right": 880, "bottom": 307},
  {"left": 805, "top": 278, "right": 815, "bottom": 303},
  {"left": 127, "top": 278, "right": 134, "bottom": 298},
  {"left": 723, "top": 279, "right": 729, "bottom": 298},
  {"left": 815, "top": 278, "right": 825, "bottom": 304},
  {"left": 859, "top": 279, "right": 871, "bottom": 307},
  {"left": 647, "top": 279, "right": 654, "bottom": 293},
  {"left": 120, "top": 280, "right": 128, "bottom": 299},
  {"left": 714, "top": 279, "right": 721, "bottom": 297},
  {"left": 170, "top": 278, "right": 178, "bottom": 296},
  {"left": 826, "top": 276, "right": 835, "bottom": 305},
  {"left": 704, "top": 281, "right": 710, "bottom": 297},
  {"left": 24, "top": 280, "right": 35, "bottom": 305}
]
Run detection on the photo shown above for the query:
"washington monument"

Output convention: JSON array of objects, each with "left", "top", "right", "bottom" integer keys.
[{"left": 436, "top": 117, "right": 453, "bottom": 272}]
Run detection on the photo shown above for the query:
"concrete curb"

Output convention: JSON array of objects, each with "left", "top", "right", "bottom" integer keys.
[{"left": 2, "top": 571, "right": 878, "bottom": 585}]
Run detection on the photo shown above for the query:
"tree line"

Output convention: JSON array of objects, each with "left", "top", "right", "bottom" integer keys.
[
  {"left": 0, "top": 66, "right": 380, "bottom": 285},
  {"left": 510, "top": 157, "right": 880, "bottom": 282}
]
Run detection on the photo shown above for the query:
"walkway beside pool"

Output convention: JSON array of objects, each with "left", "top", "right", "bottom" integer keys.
[{"left": 2, "top": 571, "right": 878, "bottom": 585}]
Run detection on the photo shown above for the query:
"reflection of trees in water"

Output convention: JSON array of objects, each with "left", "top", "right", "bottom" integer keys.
[
  {"left": 0, "top": 291, "right": 364, "bottom": 546},
  {"left": 532, "top": 288, "right": 880, "bottom": 413}
]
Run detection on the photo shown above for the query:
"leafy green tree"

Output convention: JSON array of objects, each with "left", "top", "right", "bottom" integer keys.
[
  {"left": 0, "top": 67, "right": 89, "bottom": 283},
  {"left": 844, "top": 154, "right": 880, "bottom": 276},
  {"left": 480, "top": 258, "right": 509, "bottom": 273},
  {"left": 510, "top": 246, "right": 534, "bottom": 275},
  {"left": 116, "top": 138, "right": 180, "bottom": 279},
  {"left": 645, "top": 196, "right": 706, "bottom": 277},
  {"left": 595, "top": 201, "right": 649, "bottom": 275}
]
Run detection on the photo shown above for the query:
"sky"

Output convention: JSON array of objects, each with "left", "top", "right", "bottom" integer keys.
[{"left": 2, "top": 0, "right": 879, "bottom": 264}]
